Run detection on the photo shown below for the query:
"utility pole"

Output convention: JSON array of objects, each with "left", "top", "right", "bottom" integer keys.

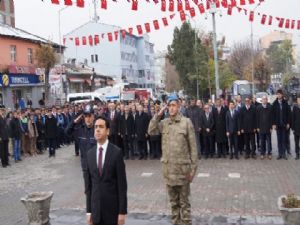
[{"left": 93, "top": 0, "right": 99, "bottom": 22}]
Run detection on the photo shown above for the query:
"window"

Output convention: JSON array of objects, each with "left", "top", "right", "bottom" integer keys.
[
  {"left": 0, "top": 14, "right": 4, "bottom": 24},
  {"left": 27, "top": 48, "right": 33, "bottom": 64},
  {"left": 91, "top": 55, "right": 94, "bottom": 63},
  {"left": 10, "top": 45, "right": 16, "bottom": 63},
  {"left": 95, "top": 54, "right": 98, "bottom": 63}
]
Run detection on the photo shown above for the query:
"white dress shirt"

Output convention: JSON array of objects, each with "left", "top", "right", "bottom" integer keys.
[{"left": 96, "top": 139, "right": 109, "bottom": 168}]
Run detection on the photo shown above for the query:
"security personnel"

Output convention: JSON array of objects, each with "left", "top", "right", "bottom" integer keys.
[
  {"left": 148, "top": 94, "right": 198, "bottom": 225},
  {"left": 66, "top": 105, "right": 96, "bottom": 191}
]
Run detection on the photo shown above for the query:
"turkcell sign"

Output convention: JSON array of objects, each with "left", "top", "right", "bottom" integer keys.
[{"left": 0, "top": 73, "right": 44, "bottom": 87}]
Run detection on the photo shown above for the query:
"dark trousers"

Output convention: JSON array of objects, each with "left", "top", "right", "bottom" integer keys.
[
  {"left": 260, "top": 133, "right": 272, "bottom": 156},
  {"left": 122, "top": 135, "right": 133, "bottom": 158},
  {"left": 74, "top": 140, "right": 79, "bottom": 156},
  {"left": 93, "top": 222, "right": 117, "bottom": 225},
  {"left": 255, "top": 131, "right": 260, "bottom": 150},
  {"left": 286, "top": 129, "right": 291, "bottom": 153},
  {"left": 276, "top": 126, "right": 287, "bottom": 157},
  {"left": 238, "top": 133, "right": 244, "bottom": 153},
  {"left": 150, "top": 135, "right": 161, "bottom": 158},
  {"left": 229, "top": 133, "right": 238, "bottom": 157},
  {"left": 137, "top": 140, "right": 147, "bottom": 158},
  {"left": 294, "top": 133, "right": 300, "bottom": 156},
  {"left": 203, "top": 135, "right": 214, "bottom": 157},
  {"left": 244, "top": 133, "right": 256, "bottom": 156},
  {"left": 0, "top": 140, "right": 9, "bottom": 166},
  {"left": 109, "top": 134, "right": 119, "bottom": 147},
  {"left": 217, "top": 142, "right": 226, "bottom": 157},
  {"left": 199, "top": 133, "right": 205, "bottom": 156},
  {"left": 48, "top": 138, "right": 56, "bottom": 156}
]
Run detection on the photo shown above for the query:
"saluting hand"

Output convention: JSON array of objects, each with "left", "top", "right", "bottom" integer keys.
[{"left": 158, "top": 105, "right": 167, "bottom": 117}]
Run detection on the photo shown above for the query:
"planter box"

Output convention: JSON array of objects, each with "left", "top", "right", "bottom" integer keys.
[
  {"left": 278, "top": 195, "right": 300, "bottom": 225},
  {"left": 21, "top": 192, "right": 54, "bottom": 225}
]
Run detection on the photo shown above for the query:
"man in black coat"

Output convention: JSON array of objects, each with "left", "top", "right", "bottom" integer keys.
[
  {"left": 45, "top": 109, "right": 58, "bottom": 157},
  {"left": 108, "top": 102, "right": 119, "bottom": 147},
  {"left": 256, "top": 96, "right": 273, "bottom": 159},
  {"left": 135, "top": 105, "right": 150, "bottom": 160},
  {"left": 272, "top": 90, "right": 291, "bottom": 160},
  {"left": 200, "top": 104, "right": 215, "bottom": 159},
  {"left": 292, "top": 96, "right": 300, "bottom": 160},
  {"left": 186, "top": 98, "right": 202, "bottom": 159},
  {"left": 119, "top": 105, "right": 135, "bottom": 159},
  {"left": 240, "top": 97, "right": 257, "bottom": 159},
  {"left": 213, "top": 98, "right": 228, "bottom": 158},
  {"left": 10, "top": 111, "right": 23, "bottom": 162},
  {"left": 226, "top": 101, "right": 240, "bottom": 159},
  {"left": 0, "top": 107, "right": 10, "bottom": 168},
  {"left": 86, "top": 116, "right": 127, "bottom": 225}
]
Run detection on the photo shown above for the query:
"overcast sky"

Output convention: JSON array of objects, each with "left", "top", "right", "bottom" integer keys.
[{"left": 14, "top": 0, "right": 300, "bottom": 51}]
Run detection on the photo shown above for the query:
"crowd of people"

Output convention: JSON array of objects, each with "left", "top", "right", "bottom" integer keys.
[{"left": 1, "top": 89, "right": 300, "bottom": 168}]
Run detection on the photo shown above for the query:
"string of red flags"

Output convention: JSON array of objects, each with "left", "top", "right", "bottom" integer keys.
[{"left": 64, "top": 13, "right": 176, "bottom": 46}]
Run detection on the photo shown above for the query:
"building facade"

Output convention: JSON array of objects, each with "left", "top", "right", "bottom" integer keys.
[
  {"left": 63, "top": 21, "right": 155, "bottom": 90},
  {"left": 154, "top": 51, "right": 167, "bottom": 93},
  {"left": 0, "top": 0, "right": 15, "bottom": 27}
]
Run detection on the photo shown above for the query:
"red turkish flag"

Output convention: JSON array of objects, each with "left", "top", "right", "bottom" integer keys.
[
  {"left": 132, "top": 0, "right": 138, "bottom": 10},
  {"left": 121, "top": 30, "right": 126, "bottom": 38},
  {"left": 153, "top": 0, "right": 159, "bottom": 3},
  {"left": 206, "top": 1, "right": 210, "bottom": 10},
  {"left": 227, "top": 5, "right": 232, "bottom": 15},
  {"left": 197, "top": 3, "right": 205, "bottom": 14},
  {"left": 285, "top": 19, "right": 290, "bottom": 29},
  {"left": 221, "top": 0, "right": 228, "bottom": 8},
  {"left": 180, "top": 11, "right": 186, "bottom": 21},
  {"left": 75, "top": 37, "right": 80, "bottom": 46},
  {"left": 215, "top": 0, "right": 220, "bottom": 8},
  {"left": 193, "top": 0, "right": 199, "bottom": 4},
  {"left": 137, "top": 25, "right": 143, "bottom": 35},
  {"left": 177, "top": 0, "right": 183, "bottom": 11},
  {"left": 230, "top": 0, "right": 236, "bottom": 7},
  {"left": 169, "top": 0, "right": 174, "bottom": 11},
  {"left": 249, "top": 11, "right": 254, "bottom": 22},
  {"left": 101, "top": 0, "right": 107, "bottom": 9},
  {"left": 185, "top": 0, "right": 191, "bottom": 10},
  {"left": 240, "top": 0, "right": 246, "bottom": 5},
  {"left": 297, "top": 20, "right": 300, "bottom": 30},
  {"left": 94, "top": 35, "right": 100, "bottom": 45},
  {"left": 107, "top": 33, "right": 113, "bottom": 42},
  {"left": 51, "top": 0, "right": 60, "bottom": 4},
  {"left": 114, "top": 31, "right": 119, "bottom": 40},
  {"left": 291, "top": 20, "right": 295, "bottom": 29},
  {"left": 145, "top": 23, "right": 151, "bottom": 33},
  {"left": 189, "top": 8, "right": 196, "bottom": 17},
  {"left": 64, "top": 0, "right": 72, "bottom": 6},
  {"left": 82, "top": 36, "right": 87, "bottom": 45},
  {"left": 77, "top": 0, "right": 84, "bottom": 7},
  {"left": 161, "top": 0, "right": 166, "bottom": 11},
  {"left": 261, "top": 14, "right": 267, "bottom": 24},
  {"left": 248, "top": 0, "right": 255, "bottom": 4},
  {"left": 170, "top": 14, "right": 176, "bottom": 19},
  {"left": 153, "top": 20, "right": 160, "bottom": 30},
  {"left": 268, "top": 16, "right": 273, "bottom": 25},
  {"left": 88, "top": 35, "right": 93, "bottom": 45},
  {"left": 162, "top": 17, "right": 168, "bottom": 26},
  {"left": 277, "top": 18, "right": 284, "bottom": 28}
]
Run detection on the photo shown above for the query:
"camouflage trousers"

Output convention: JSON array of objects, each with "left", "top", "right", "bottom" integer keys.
[{"left": 167, "top": 183, "right": 191, "bottom": 225}]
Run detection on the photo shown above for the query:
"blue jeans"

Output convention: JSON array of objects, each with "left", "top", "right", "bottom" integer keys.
[
  {"left": 259, "top": 133, "right": 272, "bottom": 155},
  {"left": 276, "top": 127, "right": 287, "bottom": 157},
  {"left": 14, "top": 139, "right": 21, "bottom": 161}
]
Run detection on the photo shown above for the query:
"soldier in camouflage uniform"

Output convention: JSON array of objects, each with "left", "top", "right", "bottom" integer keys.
[{"left": 148, "top": 94, "right": 198, "bottom": 225}]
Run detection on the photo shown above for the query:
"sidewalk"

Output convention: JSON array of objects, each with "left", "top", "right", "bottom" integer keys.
[{"left": 50, "top": 209, "right": 284, "bottom": 225}]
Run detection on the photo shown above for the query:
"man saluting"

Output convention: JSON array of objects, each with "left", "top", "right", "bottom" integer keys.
[{"left": 86, "top": 116, "right": 127, "bottom": 225}]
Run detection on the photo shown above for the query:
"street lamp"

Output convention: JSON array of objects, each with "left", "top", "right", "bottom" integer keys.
[
  {"left": 250, "top": 1, "right": 263, "bottom": 95},
  {"left": 209, "top": 2, "right": 220, "bottom": 99}
]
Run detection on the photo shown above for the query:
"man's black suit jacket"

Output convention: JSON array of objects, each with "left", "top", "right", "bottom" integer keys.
[{"left": 86, "top": 142, "right": 127, "bottom": 225}]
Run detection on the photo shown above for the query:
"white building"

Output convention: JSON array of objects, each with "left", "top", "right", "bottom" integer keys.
[
  {"left": 154, "top": 51, "right": 167, "bottom": 92},
  {"left": 64, "top": 21, "right": 155, "bottom": 89}
]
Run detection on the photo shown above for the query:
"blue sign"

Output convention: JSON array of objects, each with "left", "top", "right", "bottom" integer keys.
[{"left": 0, "top": 73, "right": 44, "bottom": 87}]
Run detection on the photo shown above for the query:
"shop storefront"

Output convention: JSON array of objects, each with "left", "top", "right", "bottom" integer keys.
[{"left": 0, "top": 73, "right": 45, "bottom": 109}]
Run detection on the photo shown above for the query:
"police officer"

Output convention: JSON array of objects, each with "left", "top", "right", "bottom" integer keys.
[
  {"left": 148, "top": 94, "right": 198, "bottom": 225},
  {"left": 66, "top": 105, "right": 96, "bottom": 191}
]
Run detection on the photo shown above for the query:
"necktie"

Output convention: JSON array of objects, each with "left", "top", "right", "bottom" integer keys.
[{"left": 98, "top": 147, "right": 103, "bottom": 176}]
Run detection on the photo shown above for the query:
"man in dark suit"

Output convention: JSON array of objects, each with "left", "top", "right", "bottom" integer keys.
[
  {"left": 86, "top": 116, "right": 127, "bottom": 225},
  {"left": 272, "top": 89, "right": 291, "bottom": 160},
  {"left": 119, "top": 105, "right": 135, "bottom": 159},
  {"left": 292, "top": 96, "right": 300, "bottom": 160},
  {"left": 108, "top": 102, "right": 119, "bottom": 147},
  {"left": 226, "top": 101, "right": 240, "bottom": 159},
  {"left": 240, "top": 97, "right": 257, "bottom": 159},
  {"left": 135, "top": 105, "right": 150, "bottom": 160},
  {"left": 0, "top": 107, "right": 10, "bottom": 168},
  {"left": 213, "top": 98, "right": 228, "bottom": 158},
  {"left": 200, "top": 104, "right": 215, "bottom": 159}
]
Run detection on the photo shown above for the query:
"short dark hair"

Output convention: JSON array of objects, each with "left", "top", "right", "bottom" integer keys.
[{"left": 94, "top": 116, "right": 110, "bottom": 129}]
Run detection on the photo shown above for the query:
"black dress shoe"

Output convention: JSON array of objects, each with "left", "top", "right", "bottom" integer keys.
[
  {"left": 230, "top": 155, "right": 233, "bottom": 159},
  {"left": 277, "top": 156, "right": 282, "bottom": 160},
  {"left": 282, "top": 155, "right": 288, "bottom": 160},
  {"left": 235, "top": 156, "right": 239, "bottom": 160},
  {"left": 295, "top": 155, "right": 300, "bottom": 160}
]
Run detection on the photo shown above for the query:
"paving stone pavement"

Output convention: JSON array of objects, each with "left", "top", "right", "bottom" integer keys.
[{"left": 0, "top": 132, "right": 299, "bottom": 225}]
